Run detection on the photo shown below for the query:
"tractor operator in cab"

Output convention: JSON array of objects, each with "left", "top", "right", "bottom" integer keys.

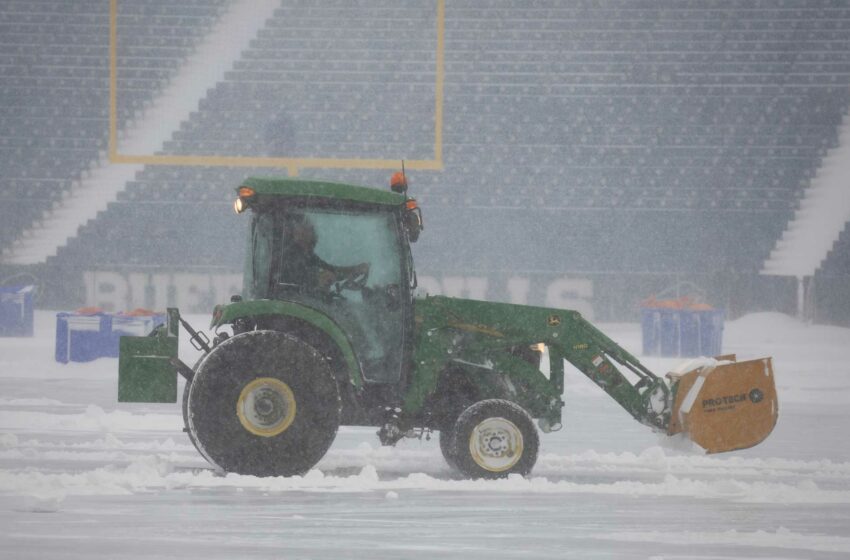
[{"left": 280, "top": 215, "right": 369, "bottom": 294}]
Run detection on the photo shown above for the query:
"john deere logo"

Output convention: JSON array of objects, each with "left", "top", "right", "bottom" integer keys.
[
  {"left": 749, "top": 388, "right": 764, "bottom": 403},
  {"left": 547, "top": 315, "right": 561, "bottom": 327}
]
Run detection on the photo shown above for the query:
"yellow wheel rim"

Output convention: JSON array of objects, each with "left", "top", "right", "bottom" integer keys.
[
  {"left": 236, "top": 377, "right": 296, "bottom": 437},
  {"left": 469, "top": 417, "right": 524, "bottom": 473}
]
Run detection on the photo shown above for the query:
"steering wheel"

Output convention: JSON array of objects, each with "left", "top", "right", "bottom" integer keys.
[{"left": 334, "top": 265, "right": 370, "bottom": 293}]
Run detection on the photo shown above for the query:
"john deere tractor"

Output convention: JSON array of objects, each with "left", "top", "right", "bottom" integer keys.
[{"left": 118, "top": 176, "right": 778, "bottom": 478}]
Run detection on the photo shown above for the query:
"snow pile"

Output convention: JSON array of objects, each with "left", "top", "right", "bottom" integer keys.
[
  {"left": 3, "top": 447, "right": 849, "bottom": 508},
  {"left": 316, "top": 440, "right": 446, "bottom": 477},
  {"left": 597, "top": 527, "right": 850, "bottom": 554},
  {"left": 7, "top": 433, "right": 191, "bottom": 453},
  {"left": 0, "top": 398, "right": 66, "bottom": 407},
  {"left": 724, "top": 312, "right": 850, "bottom": 404},
  {"left": 0, "top": 405, "right": 180, "bottom": 434},
  {"left": 537, "top": 446, "right": 850, "bottom": 480},
  {"left": 667, "top": 356, "right": 732, "bottom": 376}
]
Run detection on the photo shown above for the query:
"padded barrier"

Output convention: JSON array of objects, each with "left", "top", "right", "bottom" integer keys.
[
  {"left": 641, "top": 299, "right": 724, "bottom": 358},
  {"left": 0, "top": 285, "right": 35, "bottom": 337}
]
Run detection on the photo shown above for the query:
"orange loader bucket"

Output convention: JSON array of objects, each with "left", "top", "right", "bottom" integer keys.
[{"left": 667, "top": 356, "right": 778, "bottom": 453}]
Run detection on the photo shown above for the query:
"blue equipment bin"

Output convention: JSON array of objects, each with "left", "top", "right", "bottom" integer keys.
[
  {"left": 55, "top": 312, "right": 165, "bottom": 363},
  {"left": 641, "top": 308, "right": 685, "bottom": 356},
  {"left": 658, "top": 309, "right": 681, "bottom": 356},
  {"left": 640, "top": 304, "right": 724, "bottom": 358},
  {"left": 697, "top": 309, "right": 725, "bottom": 357},
  {"left": 0, "top": 285, "right": 35, "bottom": 337},
  {"left": 640, "top": 308, "right": 661, "bottom": 356},
  {"left": 679, "top": 310, "right": 702, "bottom": 357}
]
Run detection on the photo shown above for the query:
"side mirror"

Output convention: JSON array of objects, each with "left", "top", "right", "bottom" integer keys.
[{"left": 405, "top": 207, "right": 423, "bottom": 242}]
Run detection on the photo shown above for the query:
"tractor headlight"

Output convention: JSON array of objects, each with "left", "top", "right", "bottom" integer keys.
[{"left": 233, "top": 186, "right": 256, "bottom": 214}]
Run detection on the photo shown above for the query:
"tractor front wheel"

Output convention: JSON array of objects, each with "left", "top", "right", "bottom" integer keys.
[
  {"left": 438, "top": 427, "right": 459, "bottom": 470},
  {"left": 186, "top": 330, "right": 340, "bottom": 477},
  {"left": 450, "top": 399, "right": 539, "bottom": 479}
]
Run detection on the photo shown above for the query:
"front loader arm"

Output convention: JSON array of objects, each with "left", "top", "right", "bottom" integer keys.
[
  {"left": 407, "top": 296, "right": 670, "bottom": 432},
  {"left": 542, "top": 311, "right": 670, "bottom": 430}
]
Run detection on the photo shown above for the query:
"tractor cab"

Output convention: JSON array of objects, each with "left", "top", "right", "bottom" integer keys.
[{"left": 231, "top": 177, "right": 422, "bottom": 387}]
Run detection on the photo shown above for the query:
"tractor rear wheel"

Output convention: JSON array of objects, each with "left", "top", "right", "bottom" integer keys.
[
  {"left": 186, "top": 330, "right": 340, "bottom": 477},
  {"left": 182, "top": 351, "right": 215, "bottom": 456},
  {"left": 450, "top": 399, "right": 539, "bottom": 479}
]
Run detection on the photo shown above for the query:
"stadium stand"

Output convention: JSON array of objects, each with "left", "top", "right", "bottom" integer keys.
[
  {"left": 814, "top": 220, "right": 850, "bottom": 324},
  {"left": 821, "top": 222, "right": 850, "bottom": 277},
  {"left": 0, "top": 0, "right": 229, "bottom": 248},
  {"left": 2, "top": 0, "right": 850, "bottom": 322}
]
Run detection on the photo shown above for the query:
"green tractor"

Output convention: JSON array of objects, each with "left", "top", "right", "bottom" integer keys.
[{"left": 118, "top": 175, "right": 778, "bottom": 478}]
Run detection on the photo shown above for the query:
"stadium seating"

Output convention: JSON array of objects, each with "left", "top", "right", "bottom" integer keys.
[
  {"left": 820, "top": 222, "right": 850, "bottom": 276},
  {"left": 2, "top": 0, "right": 850, "bottom": 313},
  {"left": 0, "top": 0, "right": 229, "bottom": 248}
]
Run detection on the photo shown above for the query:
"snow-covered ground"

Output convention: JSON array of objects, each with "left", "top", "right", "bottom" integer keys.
[{"left": 1, "top": 311, "right": 849, "bottom": 559}]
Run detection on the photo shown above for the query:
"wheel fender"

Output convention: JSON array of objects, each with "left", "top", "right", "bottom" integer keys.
[{"left": 211, "top": 299, "right": 363, "bottom": 389}]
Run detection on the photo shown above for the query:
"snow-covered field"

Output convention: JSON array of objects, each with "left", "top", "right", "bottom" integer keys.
[{"left": 2, "top": 311, "right": 850, "bottom": 559}]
